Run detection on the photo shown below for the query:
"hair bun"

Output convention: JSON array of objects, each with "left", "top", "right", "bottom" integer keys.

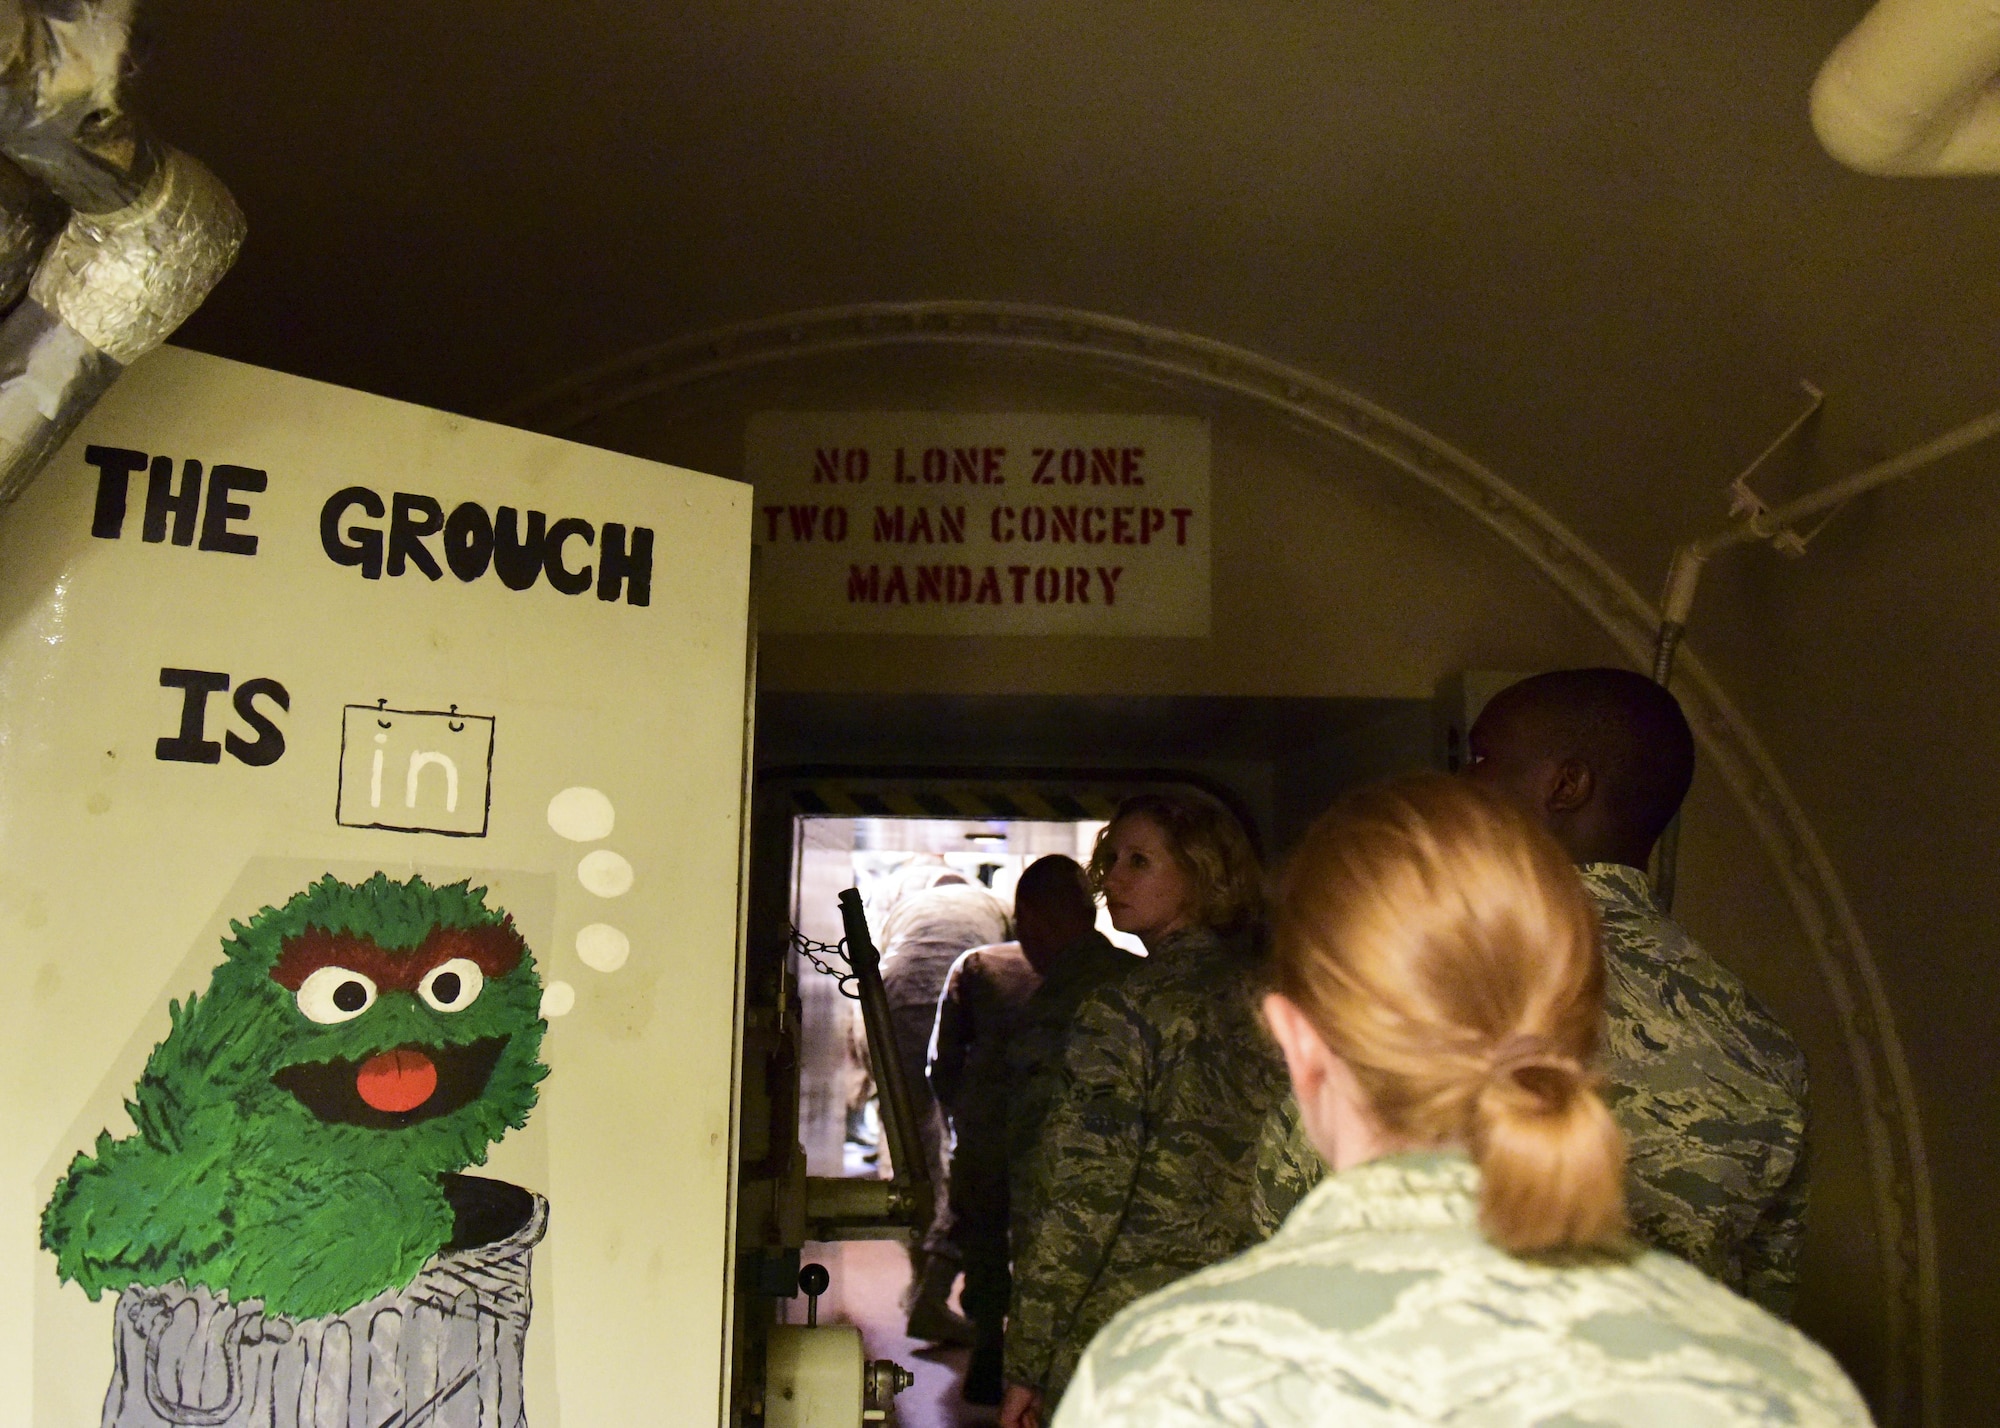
[
  {"left": 1470, "top": 1030, "right": 1626, "bottom": 1254},
  {"left": 1482, "top": 1034, "right": 1584, "bottom": 1112}
]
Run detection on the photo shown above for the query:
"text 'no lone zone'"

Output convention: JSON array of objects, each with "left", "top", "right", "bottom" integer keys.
[{"left": 748, "top": 415, "right": 1212, "bottom": 636}]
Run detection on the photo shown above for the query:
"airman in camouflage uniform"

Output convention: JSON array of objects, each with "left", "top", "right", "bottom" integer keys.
[
  {"left": 1456, "top": 667, "right": 1813, "bottom": 1316},
  {"left": 1007, "top": 925, "right": 1290, "bottom": 1407},
  {"left": 1585, "top": 861, "right": 1809, "bottom": 1315},
  {"left": 929, "top": 937, "right": 1042, "bottom": 1399},
  {"left": 1056, "top": 1151, "right": 1873, "bottom": 1428},
  {"left": 1002, "top": 926, "right": 1139, "bottom": 1213},
  {"left": 879, "top": 880, "right": 1011, "bottom": 1343},
  {"left": 935, "top": 855, "right": 1137, "bottom": 1404}
]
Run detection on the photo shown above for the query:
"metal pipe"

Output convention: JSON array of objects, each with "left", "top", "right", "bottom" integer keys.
[
  {"left": 1648, "top": 398, "right": 2000, "bottom": 908},
  {"left": 1689, "top": 402, "right": 2000, "bottom": 563},
  {"left": 836, "top": 888, "right": 935, "bottom": 1236},
  {"left": 0, "top": 3, "right": 245, "bottom": 510},
  {"left": 802, "top": 1176, "right": 926, "bottom": 1238},
  {"left": 1657, "top": 399, "right": 2000, "bottom": 641}
]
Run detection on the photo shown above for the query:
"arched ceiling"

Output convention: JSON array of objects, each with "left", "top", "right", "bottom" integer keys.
[
  {"left": 140, "top": 0, "right": 1997, "bottom": 597},
  {"left": 119, "top": 8, "right": 1997, "bottom": 1419}
]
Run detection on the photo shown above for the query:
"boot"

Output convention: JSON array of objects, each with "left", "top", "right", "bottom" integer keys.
[
  {"left": 904, "top": 1254, "right": 975, "bottom": 1346},
  {"left": 962, "top": 1327, "right": 1005, "bottom": 1405}
]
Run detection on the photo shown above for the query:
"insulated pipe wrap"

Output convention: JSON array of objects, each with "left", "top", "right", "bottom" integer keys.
[
  {"left": 0, "top": 3, "right": 245, "bottom": 510},
  {"left": 28, "top": 145, "right": 244, "bottom": 364},
  {"left": 0, "top": 155, "right": 60, "bottom": 305},
  {"left": 1812, "top": 0, "right": 2000, "bottom": 173}
]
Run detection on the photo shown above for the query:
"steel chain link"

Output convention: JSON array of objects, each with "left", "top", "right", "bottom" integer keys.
[{"left": 789, "top": 925, "right": 860, "bottom": 999}]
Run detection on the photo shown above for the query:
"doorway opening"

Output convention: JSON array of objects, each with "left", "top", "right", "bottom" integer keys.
[
  {"left": 785, "top": 812, "right": 1146, "bottom": 1428},
  {"left": 789, "top": 814, "right": 1141, "bottom": 1180}
]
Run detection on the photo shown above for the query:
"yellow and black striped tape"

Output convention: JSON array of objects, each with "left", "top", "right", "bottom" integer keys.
[{"left": 789, "top": 781, "right": 1123, "bottom": 821}]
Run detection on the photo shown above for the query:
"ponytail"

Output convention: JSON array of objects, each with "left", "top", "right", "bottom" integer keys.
[
  {"left": 1468, "top": 1037, "right": 1626, "bottom": 1254},
  {"left": 1271, "top": 774, "right": 1628, "bottom": 1257}
]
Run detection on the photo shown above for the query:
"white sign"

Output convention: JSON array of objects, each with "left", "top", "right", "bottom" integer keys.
[
  {"left": 336, "top": 702, "right": 496, "bottom": 836},
  {"left": 0, "top": 349, "right": 754, "bottom": 1427},
  {"left": 746, "top": 412, "right": 1211, "bottom": 635}
]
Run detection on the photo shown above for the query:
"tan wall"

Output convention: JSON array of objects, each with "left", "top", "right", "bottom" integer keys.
[
  {"left": 1686, "top": 450, "right": 1997, "bottom": 1426},
  {"left": 554, "top": 344, "right": 1894, "bottom": 1405}
]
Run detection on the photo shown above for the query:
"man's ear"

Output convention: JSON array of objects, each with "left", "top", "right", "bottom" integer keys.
[
  {"left": 1263, "top": 992, "right": 1335, "bottom": 1102},
  {"left": 1547, "top": 758, "right": 1595, "bottom": 816}
]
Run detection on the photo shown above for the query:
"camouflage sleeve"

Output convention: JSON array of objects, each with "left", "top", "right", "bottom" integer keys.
[
  {"left": 1006, "top": 984, "right": 1153, "bottom": 1393},
  {"left": 1250, "top": 1094, "right": 1325, "bottom": 1235},
  {"left": 927, "top": 950, "right": 974, "bottom": 1116},
  {"left": 1739, "top": 1117, "right": 1809, "bottom": 1319}
]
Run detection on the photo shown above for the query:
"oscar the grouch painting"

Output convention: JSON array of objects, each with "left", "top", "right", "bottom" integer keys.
[{"left": 41, "top": 872, "right": 549, "bottom": 1322}]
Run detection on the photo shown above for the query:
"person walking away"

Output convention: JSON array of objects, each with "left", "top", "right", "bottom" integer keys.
[
  {"left": 880, "top": 879, "right": 1010, "bottom": 1343},
  {"left": 1002, "top": 795, "right": 1286, "bottom": 1427},
  {"left": 1055, "top": 775, "right": 1872, "bottom": 1427},
  {"left": 929, "top": 855, "right": 1126, "bottom": 1405},
  {"left": 1001, "top": 860, "right": 1141, "bottom": 1223},
  {"left": 1466, "top": 667, "right": 1811, "bottom": 1317},
  {"left": 847, "top": 860, "right": 973, "bottom": 1156}
]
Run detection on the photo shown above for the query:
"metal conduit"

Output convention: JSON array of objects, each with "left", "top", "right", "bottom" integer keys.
[{"left": 1649, "top": 399, "right": 2000, "bottom": 907}]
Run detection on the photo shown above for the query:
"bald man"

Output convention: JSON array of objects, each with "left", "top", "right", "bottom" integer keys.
[
  {"left": 1467, "top": 667, "right": 1810, "bottom": 1316},
  {"left": 930, "top": 855, "right": 1137, "bottom": 1404}
]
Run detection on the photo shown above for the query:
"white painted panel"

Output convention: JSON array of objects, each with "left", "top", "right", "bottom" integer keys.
[
  {"left": 748, "top": 413, "right": 1210, "bottom": 635},
  {"left": 0, "top": 348, "right": 753, "bottom": 1427}
]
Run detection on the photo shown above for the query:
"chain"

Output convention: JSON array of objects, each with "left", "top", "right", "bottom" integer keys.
[{"left": 789, "top": 925, "right": 860, "bottom": 999}]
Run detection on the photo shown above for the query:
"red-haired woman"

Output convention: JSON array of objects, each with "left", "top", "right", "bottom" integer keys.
[{"left": 1052, "top": 775, "right": 1872, "bottom": 1427}]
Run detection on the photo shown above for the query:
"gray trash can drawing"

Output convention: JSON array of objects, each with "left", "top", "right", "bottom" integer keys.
[{"left": 99, "top": 1180, "right": 546, "bottom": 1428}]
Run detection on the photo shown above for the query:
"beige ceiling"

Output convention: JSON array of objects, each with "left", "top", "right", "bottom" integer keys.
[{"left": 139, "top": 0, "right": 1998, "bottom": 589}]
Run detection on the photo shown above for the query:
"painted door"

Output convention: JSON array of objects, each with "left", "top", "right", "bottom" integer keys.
[{"left": 0, "top": 348, "right": 754, "bottom": 1426}]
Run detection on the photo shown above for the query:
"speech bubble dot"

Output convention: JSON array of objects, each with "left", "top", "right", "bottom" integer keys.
[
  {"left": 540, "top": 981, "right": 576, "bottom": 1018},
  {"left": 578, "top": 849, "right": 634, "bottom": 898},
  {"left": 576, "top": 923, "right": 631, "bottom": 972},
  {"left": 547, "top": 786, "right": 616, "bottom": 842}
]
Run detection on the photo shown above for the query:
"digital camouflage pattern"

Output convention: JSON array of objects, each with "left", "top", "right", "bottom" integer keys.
[
  {"left": 1001, "top": 927, "right": 1141, "bottom": 1215},
  {"left": 1055, "top": 1151, "right": 1873, "bottom": 1428},
  {"left": 1583, "top": 862, "right": 1811, "bottom": 1317},
  {"left": 1249, "top": 1092, "right": 1322, "bottom": 1233},
  {"left": 1247, "top": 865, "right": 1811, "bottom": 1318},
  {"left": 1007, "top": 925, "right": 1289, "bottom": 1403}
]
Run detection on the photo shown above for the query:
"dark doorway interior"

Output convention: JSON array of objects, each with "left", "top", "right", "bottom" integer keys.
[
  {"left": 738, "top": 693, "right": 1435, "bottom": 1426},
  {"left": 753, "top": 692, "right": 1434, "bottom": 861}
]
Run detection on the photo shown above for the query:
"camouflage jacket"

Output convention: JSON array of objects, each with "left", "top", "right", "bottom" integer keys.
[
  {"left": 1001, "top": 928, "right": 1141, "bottom": 1182},
  {"left": 1584, "top": 862, "right": 1811, "bottom": 1317},
  {"left": 929, "top": 940, "right": 1042, "bottom": 1181},
  {"left": 1249, "top": 866, "right": 1811, "bottom": 1318},
  {"left": 1007, "top": 925, "right": 1290, "bottom": 1402},
  {"left": 1055, "top": 1151, "right": 1873, "bottom": 1428},
  {"left": 1250, "top": 1091, "right": 1323, "bottom": 1234}
]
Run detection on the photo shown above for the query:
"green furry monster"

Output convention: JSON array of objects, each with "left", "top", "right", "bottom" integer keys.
[{"left": 41, "top": 873, "right": 548, "bottom": 1319}]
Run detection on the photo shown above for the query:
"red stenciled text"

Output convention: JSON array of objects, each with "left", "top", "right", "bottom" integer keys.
[{"left": 845, "top": 564, "right": 1126, "bottom": 606}]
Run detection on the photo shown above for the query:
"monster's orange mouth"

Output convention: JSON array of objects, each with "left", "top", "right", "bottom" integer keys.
[{"left": 274, "top": 1039, "right": 506, "bottom": 1128}]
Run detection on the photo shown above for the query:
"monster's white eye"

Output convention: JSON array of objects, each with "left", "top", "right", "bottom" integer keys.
[
  {"left": 297, "top": 966, "right": 377, "bottom": 1024},
  {"left": 418, "top": 958, "right": 484, "bottom": 1013}
]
